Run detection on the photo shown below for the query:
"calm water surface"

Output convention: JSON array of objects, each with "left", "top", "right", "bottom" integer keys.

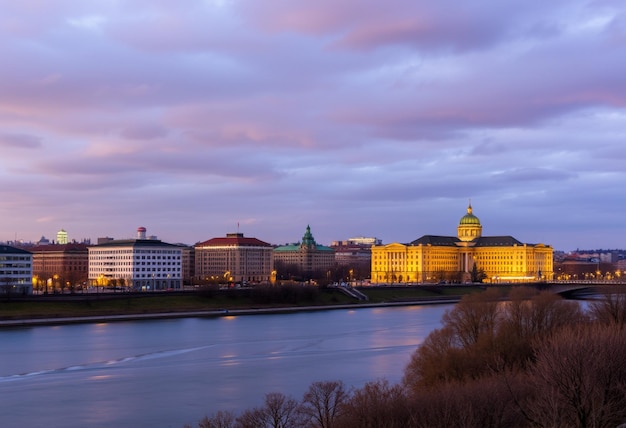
[{"left": 0, "top": 305, "right": 449, "bottom": 428}]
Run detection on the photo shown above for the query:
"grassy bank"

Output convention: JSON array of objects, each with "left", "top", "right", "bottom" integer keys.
[
  {"left": 0, "top": 286, "right": 489, "bottom": 321},
  {"left": 361, "top": 285, "right": 491, "bottom": 303}
]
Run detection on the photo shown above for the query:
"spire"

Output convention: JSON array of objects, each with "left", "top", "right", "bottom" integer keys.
[{"left": 467, "top": 199, "right": 473, "bottom": 215}]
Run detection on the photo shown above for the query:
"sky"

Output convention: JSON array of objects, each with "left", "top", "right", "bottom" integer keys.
[{"left": 1, "top": 0, "right": 625, "bottom": 252}]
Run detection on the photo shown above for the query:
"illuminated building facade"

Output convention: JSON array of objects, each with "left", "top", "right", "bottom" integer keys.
[
  {"left": 194, "top": 233, "right": 273, "bottom": 284},
  {"left": 0, "top": 245, "right": 33, "bottom": 295},
  {"left": 274, "top": 226, "right": 335, "bottom": 278},
  {"left": 371, "top": 204, "right": 554, "bottom": 284},
  {"left": 56, "top": 229, "right": 68, "bottom": 244},
  {"left": 88, "top": 227, "right": 182, "bottom": 290},
  {"left": 31, "top": 243, "right": 89, "bottom": 292}
]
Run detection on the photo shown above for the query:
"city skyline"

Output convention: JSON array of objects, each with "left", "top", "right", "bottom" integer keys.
[{"left": 1, "top": 1, "right": 625, "bottom": 251}]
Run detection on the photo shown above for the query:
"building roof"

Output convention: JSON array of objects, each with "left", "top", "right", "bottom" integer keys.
[
  {"left": 91, "top": 239, "right": 181, "bottom": 249},
  {"left": 0, "top": 245, "right": 31, "bottom": 255},
  {"left": 274, "top": 244, "right": 334, "bottom": 252},
  {"left": 195, "top": 233, "right": 272, "bottom": 248},
  {"left": 473, "top": 236, "right": 523, "bottom": 246},
  {"left": 459, "top": 203, "right": 481, "bottom": 225},
  {"left": 411, "top": 235, "right": 460, "bottom": 246},
  {"left": 29, "top": 243, "right": 90, "bottom": 253},
  {"left": 274, "top": 225, "right": 334, "bottom": 252},
  {"left": 410, "top": 235, "right": 528, "bottom": 247},
  {"left": 274, "top": 244, "right": 301, "bottom": 252}
]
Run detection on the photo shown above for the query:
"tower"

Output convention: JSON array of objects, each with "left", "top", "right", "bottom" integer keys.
[
  {"left": 457, "top": 203, "right": 482, "bottom": 242},
  {"left": 57, "top": 229, "right": 68, "bottom": 244}
]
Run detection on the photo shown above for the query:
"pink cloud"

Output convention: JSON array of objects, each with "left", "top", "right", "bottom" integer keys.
[{"left": 238, "top": 0, "right": 574, "bottom": 52}]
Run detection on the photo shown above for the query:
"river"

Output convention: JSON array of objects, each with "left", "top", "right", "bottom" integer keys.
[{"left": 0, "top": 304, "right": 450, "bottom": 428}]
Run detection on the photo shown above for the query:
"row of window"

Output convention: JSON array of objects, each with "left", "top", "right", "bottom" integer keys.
[
  {"left": 90, "top": 267, "right": 181, "bottom": 273},
  {"left": 90, "top": 260, "right": 180, "bottom": 266},
  {"left": 0, "top": 270, "right": 32, "bottom": 275},
  {"left": 90, "top": 256, "right": 181, "bottom": 260},
  {"left": 0, "top": 256, "right": 31, "bottom": 261},
  {"left": 90, "top": 249, "right": 180, "bottom": 254}
]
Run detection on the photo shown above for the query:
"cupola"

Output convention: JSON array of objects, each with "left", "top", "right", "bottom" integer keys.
[{"left": 457, "top": 203, "right": 482, "bottom": 241}]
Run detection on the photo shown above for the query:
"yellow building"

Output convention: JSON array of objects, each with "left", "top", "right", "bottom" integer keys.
[{"left": 371, "top": 204, "right": 553, "bottom": 284}]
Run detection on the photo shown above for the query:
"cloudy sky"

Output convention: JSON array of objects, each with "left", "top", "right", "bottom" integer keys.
[{"left": 1, "top": 0, "right": 625, "bottom": 251}]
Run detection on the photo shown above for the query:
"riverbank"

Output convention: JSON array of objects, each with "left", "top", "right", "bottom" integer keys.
[
  {"left": 0, "top": 297, "right": 465, "bottom": 327},
  {"left": 0, "top": 286, "right": 484, "bottom": 327}
]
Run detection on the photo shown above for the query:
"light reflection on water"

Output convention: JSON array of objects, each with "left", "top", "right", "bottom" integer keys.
[{"left": 0, "top": 305, "right": 448, "bottom": 428}]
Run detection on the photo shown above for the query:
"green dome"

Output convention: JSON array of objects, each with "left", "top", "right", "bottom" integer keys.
[{"left": 459, "top": 204, "right": 481, "bottom": 225}]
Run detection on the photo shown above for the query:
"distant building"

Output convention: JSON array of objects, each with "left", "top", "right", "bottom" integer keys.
[
  {"left": 194, "top": 233, "right": 274, "bottom": 284},
  {"left": 88, "top": 227, "right": 182, "bottom": 290},
  {"left": 330, "top": 237, "right": 380, "bottom": 279},
  {"left": 555, "top": 251, "right": 618, "bottom": 281},
  {"left": 175, "top": 244, "right": 195, "bottom": 286},
  {"left": 30, "top": 243, "right": 89, "bottom": 292},
  {"left": 274, "top": 225, "right": 335, "bottom": 280},
  {"left": 0, "top": 245, "right": 33, "bottom": 295},
  {"left": 331, "top": 243, "right": 373, "bottom": 266},
  {"left": 332, "top": 237, "right": 382, "bottom": 247},
  {"left": 371, "top": 204, "right": 554, "bottom": 284},
  {"left": 56, "top": 229, "right": 68, "bottom": 244},
  {"left": 37, "top": 236, "right": 50, "bottom": 245}
]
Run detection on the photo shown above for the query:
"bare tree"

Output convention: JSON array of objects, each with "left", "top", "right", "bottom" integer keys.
[
  {"left": 265, "top": 392, "right": 304, "bottom": 428},
  {"left": 441, "top": 287, "right": 502, "bottom": 349},
  {"left": 236, "top": 407, "right": 267, "bottom": 428},
  {"left": 403, "top": 326, "right": 467, "bottom": 389},
  {"left": 409, "top": 374, "right": 530, "bottom": 428},
  {"left": 236, "top": 392, "right": 304, "bottom": 428},
  {"left": 336, "top": 379, "right": 410, "bottom": 428},
  {"left": 300, "top": 381, "right": 348, "bottom": 428},
  {"left": 404, "top": 287, "right": 586, "bottom": 391},
  {"left": 523, "top": 324, "right": 626, "bottom": 427},
  {"left": 588, "top": 291, "right": 626, "bottom": 328},
  {"left": 196, "top": 410, "right": 237, "bottom": 428},
  {"left": 495, "top": 288, "right": 585, "bottom": 370}
]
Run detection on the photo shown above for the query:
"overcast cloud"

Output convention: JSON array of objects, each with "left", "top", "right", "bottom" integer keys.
[{"left": 1, "top": 0, "right": 625, "bottom": 251}]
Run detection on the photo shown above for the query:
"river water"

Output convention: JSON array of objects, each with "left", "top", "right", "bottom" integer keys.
[{"left": 0, "top": 304, "right": 449, "bottom": 428}]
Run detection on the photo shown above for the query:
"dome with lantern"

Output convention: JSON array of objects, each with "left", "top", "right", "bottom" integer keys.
[{"left": 457, "top": 203, "right": 482, "bottom": 241}]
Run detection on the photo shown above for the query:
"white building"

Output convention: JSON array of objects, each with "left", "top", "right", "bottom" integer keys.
[
  {"left": 0, "top": 245, "right": 33, "bottom": 295},
  {"left": 88, "top": 227, "right": 183, "bottom": 290}
]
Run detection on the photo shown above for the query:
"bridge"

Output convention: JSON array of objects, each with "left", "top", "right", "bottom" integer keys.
[{"left": 539, "top": 282, "right": 626, "bottom": 299}]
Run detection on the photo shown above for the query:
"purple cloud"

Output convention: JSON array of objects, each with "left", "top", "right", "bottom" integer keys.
[
  {"left": 0, "top": 133, "right": 42, "bottom": 148},
  {"left": 0, "top": 0, "right": 625, "bottom": 251}
]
